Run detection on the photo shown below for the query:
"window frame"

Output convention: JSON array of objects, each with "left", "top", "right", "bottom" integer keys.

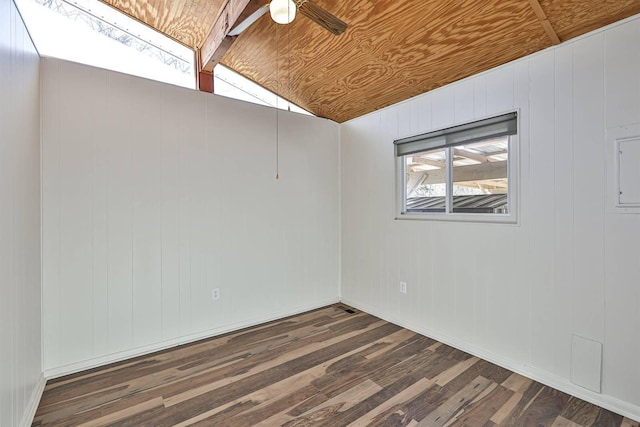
[{"left": 394, "top": 111, "right": 520, "bottom": 224}]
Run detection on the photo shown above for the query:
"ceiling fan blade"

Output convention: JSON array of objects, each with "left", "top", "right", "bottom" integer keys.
[
  {"left": 297, "top": 1, "right": 347, "bottom": 35},
  {"left": 228, "top": 4, "right": 270, "bottom": 36}
]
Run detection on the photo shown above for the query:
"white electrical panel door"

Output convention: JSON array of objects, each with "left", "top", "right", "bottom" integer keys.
[{"left": 618, "top": 137, "right": 640, "bottom": 206}]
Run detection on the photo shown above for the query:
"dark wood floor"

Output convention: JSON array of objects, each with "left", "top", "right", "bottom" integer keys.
[{"left": 33, "top": 305, "right": 638, "bottom": 427}]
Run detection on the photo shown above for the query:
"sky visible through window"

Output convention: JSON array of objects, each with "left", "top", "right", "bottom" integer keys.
[
  {"left": 16, "top": 0, "right": 195, "bottom": 88},
  {"left": 16, "top": 0, "right": 312, "bottom": 115},
  {"left": 214, "top": 64, "right": 312, "bottom": 115}
]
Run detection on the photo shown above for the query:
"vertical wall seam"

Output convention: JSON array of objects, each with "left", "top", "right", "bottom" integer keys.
[
  {"left": 56, "top": 60, "right": 61, "bottom": 370},
  {"left": 600, "top": 33, "right": 607, "bottom": 391},
  {"left": 337, "top": 122, "right": 343, "bottom": 301},
  {"left": 526, "top": 56, "right": 533, "bottom": 369},
  {"left": 130, "top": 104, "right": 134, "bottom": 346},
  {"left": 570, "top": 39, "right": 577, "bottom": 340},
  {"left": 90, "top": 71, "right": 95, "bottom": 357},
  {"left": 105, "top": 73, "right": 110, "bottom": 353}
]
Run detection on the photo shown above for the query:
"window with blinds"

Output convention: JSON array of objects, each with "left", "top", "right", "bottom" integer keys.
[{"left": 394, "top": 112, "right": 518, "bottom": 220}]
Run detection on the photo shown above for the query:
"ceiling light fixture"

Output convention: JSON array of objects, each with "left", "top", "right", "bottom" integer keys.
[{"left": 269, "top": 0, "right": 296, "bottom": 25}]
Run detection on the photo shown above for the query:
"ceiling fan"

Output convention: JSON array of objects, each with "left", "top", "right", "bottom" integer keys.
[{"left": 228, "top": 0, "right": 347, "bottom": 37}]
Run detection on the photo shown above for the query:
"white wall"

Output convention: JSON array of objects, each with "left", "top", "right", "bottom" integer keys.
[
  {"left": 41, "top": 57, "right": 340, "bottom": 376},
  {"left": 0, "top": 1, "right": 43, "bottom": 426},
  {"left": 341, "top": 15, "right": 640, "bottom": 421}
]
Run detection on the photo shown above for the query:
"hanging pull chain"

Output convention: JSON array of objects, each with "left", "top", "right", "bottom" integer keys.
[
  {"left": 275, "top": 21, "right": 280, "bottom": 180},
  {"left": 288, "top": 13, "right": 291, "bottom": 112}
]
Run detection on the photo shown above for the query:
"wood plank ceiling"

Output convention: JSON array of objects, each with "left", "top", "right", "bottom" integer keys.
[
  {"left": 100, "top": 0, "right": 640, "bottom": 123},
  {"left": 100, "top": 0, "right": 227, "bottom": 49}
]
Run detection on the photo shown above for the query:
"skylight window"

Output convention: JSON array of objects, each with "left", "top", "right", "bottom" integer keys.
[
  {"left": 15, "top": 0, "right": 195, "bottom": 88},
  {"left": 214, "top": 64, "right": 312, "bottom": 116},
  {"left": 16, "top": 0, "right": 313, "bottom": 113}
]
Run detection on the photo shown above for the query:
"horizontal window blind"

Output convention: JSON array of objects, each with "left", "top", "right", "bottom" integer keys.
[{"left": 394, "top": 112, "right": 517, "bottom": 157}]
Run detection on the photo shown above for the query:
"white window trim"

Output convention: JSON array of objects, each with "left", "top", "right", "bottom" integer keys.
[{"left": 394, "top": 110, "right": 520, "bottom": 224}]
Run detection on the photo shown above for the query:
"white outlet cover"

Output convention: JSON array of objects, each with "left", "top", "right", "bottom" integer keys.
[
  {"left": 400, "top": 282, "right": 407, "bottom": 294},
  {"left": 211, "top": 288, "right": 220, "bottom": 301}
]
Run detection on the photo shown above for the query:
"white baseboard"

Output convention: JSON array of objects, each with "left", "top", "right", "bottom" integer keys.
[
  {"left": 44, "top": 298, "right": 340, "bottom": 379},
  {"left": 19, "top": 373, "right": 46, "bottom": 427},
  {"left": 522, "top": 365, "right": 640, "bottom": 423},
  {"left": 341, "top": 298, "right": 640, "bottom": 423}
]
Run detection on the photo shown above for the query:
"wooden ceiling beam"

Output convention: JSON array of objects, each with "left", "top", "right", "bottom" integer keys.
[
  {"left": 198, "top": 0, "right": 268, "bottom": 76},
  {"left": 196, "top": 0, "right": 252, "bottom": 91},
  {"left": 409, "top": 161, "right": 508, "bottom": 185},
  {"left": 527, "top": 0, "right": 561, "bottom": 45},
  {"left": 453, "top": 148, "right": 490, "bottom": 164},
  {"left": 409, "top": 157, "right": 445, "bottom": 169}
]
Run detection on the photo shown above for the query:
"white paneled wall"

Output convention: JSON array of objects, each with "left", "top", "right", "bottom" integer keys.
[
  {"left": 41, "top": 58, "right": 340, "bottom": 376},
  {"left": 341, "top": 16, "right": 640, "bottom": 420},
  {"left": 0, "top": 1, "right": 43, "bottom": 426}
]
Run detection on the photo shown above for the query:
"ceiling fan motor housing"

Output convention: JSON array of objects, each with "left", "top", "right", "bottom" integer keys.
[{"left": 270, "top": 0, "right": 297, "bottom": 24}]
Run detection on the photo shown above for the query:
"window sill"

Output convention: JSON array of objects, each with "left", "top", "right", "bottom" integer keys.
[{"left": 395, "top": 211, "right": 518, "bottom": 224}]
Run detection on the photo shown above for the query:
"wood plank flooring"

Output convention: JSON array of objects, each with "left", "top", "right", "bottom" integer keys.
[{"left": 33, "top": 305, "right": 638, "bottom": 427}]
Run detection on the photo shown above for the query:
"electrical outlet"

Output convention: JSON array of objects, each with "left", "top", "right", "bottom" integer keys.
[
  {"left": 211, "top": 288, "right": 220, "bottom": 301},
  {"left": 399, "top": 281, "right": 407, "bottom": 294}
]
